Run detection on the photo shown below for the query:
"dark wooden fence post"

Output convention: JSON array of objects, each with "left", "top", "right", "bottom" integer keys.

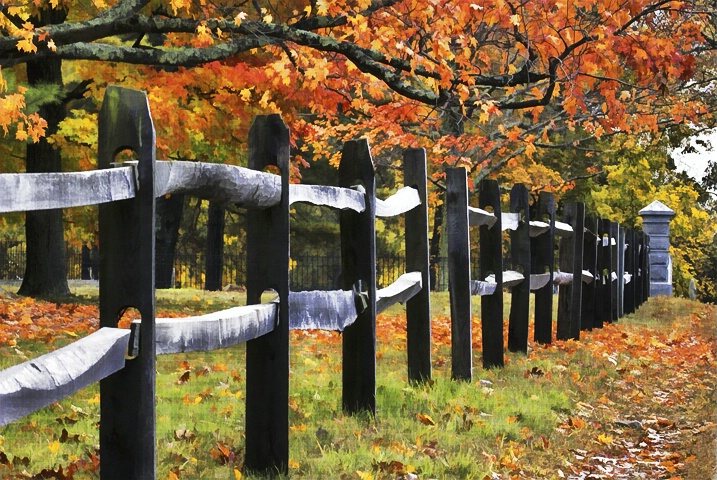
[
  {"left": 446, "top": 167, "right": 472, "bottom": 380},
  {"left": 642, "top": 234, "right": 651, "bottom": 302},
  {"left": 610, "top": 222, "right": 620, "bottom": 322},
  {"left": 593, "top": 218, "right": 605, "bottom": 329},
  {"left": 404, "top": 148, "right": 431, "bottom": 383},
  {"left": 245, "top": 115, "right": 291, "bottom": 475},
  {"left": 624, "top": 229, "right": 636, "bottom": 314},
  {"left": 634, "top": 229, "right": 642, "bottom": 307},
  {"left": 98, "top": 86, "right": 157, "bottom": 480},
  {"left": 532, "top": 192, "right": 555, "bottom": 344},
  {"left": 581, "top": 215, "right": 598, "bottom": 331},
  {"left": 600, "top": 219, "right": 613, "bottom": 324},
  {"left": 508, "top": 184, "right": 530, "bottom": 353},
  {"left": 480, "top": 179, "right": 504, "bottom": 368},
  {"left": 340, "top": 139, "right": 377, "bottom": 414},
  {"left": 617, "top": 227, "right": 625, "bottom": 318},
  {"left": 557, "top": 202, "right": 584, "bottom": 341}
]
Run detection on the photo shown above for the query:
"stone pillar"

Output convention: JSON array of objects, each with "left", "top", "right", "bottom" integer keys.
[{"left": 638, "top": 200, "right": 675, "bottom": 296}]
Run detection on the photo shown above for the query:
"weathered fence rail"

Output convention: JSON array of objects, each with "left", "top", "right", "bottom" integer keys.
[{"left": 0, "top": 86, "right": 650, "bottom": 478}]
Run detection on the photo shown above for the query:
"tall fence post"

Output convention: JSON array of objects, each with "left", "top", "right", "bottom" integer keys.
[
  {"left": 642, "top": 234, "right": 651, "bottom": 302},
  {"left": 557, "top": 202, "right": 584, "bottom": 341},
  {"left": 617, "top": 225, "right": 625, "bottom": 318},
  {"left": 624, "top": 229, "right": 636, "bottom": 314},
  {"left": 446, "top": 168, "right": 472, "bottom": 380},
  {"left": 581, "top": 215, "right": 598, "bottom": 331},
  {"left": 480, "top": 179, "right": 504, "bottom": 368},
  {"left": 532, "top": 192, "right": 555, "bottom": 344},
  {"left": 98, "top": 86, "right": 157, "bottom": 480},
  {"left": 610, "top": 222, "right": 620, "bottom": 321},
  {"left": 404, "top": 149, "right": 431, "bottom": 383},
  {"left": 600, "top": 219, "right": 613, "bottom": 324},
  {"left": 593, "top": 218, "right": 606, "bottom": 329},
  {"left": 245, "top": 115, "right": 291, "bottom": 475},
  {"left": 508, "top": 184, "right": 530, "bottom": 353},
  {"left": 340, "top": 139, "right": 377, "bottom": 414}
]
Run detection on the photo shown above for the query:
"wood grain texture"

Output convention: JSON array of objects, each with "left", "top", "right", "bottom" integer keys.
[
  {"left": 556, "top": 203, "right": 585, "bottom": 341},
  {"left": 508, "top": 184, "right": 530, "bottom": 354},
  {"left": 244, "top": 114, "right": 291, "bottom": 476},
  {"left": 479, "top": 179, "right": 504, "bottom": 369},
  {"left": 609, "top": 222, "right": 620, "bottom": 322},
  {"left": 446, "top": 168, "right": 472, "bottom": 380},
  {"left": 0, "top": 168, "right": 136, "bottom": 213},
  {"left": 467, "top": 206, "right": 497, "bottom": 228},
  {"left": 155, "top": 160, "right": 281, "bottom": 208},
  {"left": 0, "top": 328, "right": 130, "bottom": 427},
  {"left": 617, "top": 227, "right": 625, "bottom": 318},
  {"left": 554, "top": 221, "right": 574, "bottom": 237},
  {"left": 376, "top": 271, "right": 422, "bottom": 314},
  {"left": 289, "top": 291, "right": 357, "bottom": 331},
  {"left": 376, "top": 186, "right": 421, "bottom": 217},
  {"left": 581, "top": 215, "right": 599, "bottom": 331},
  {"left": 532, "top": 192, "right": 555, "bottom": 345},
  {"left": 290, "top": 184, "right": 366, "bottom": 212},
  {"left": 97, "top": 85, "right": 157, "bottom": 480},
  {"left": 624, "top": 229, "right": 636, "bottom": 314},
  {"left": 592, "top": 218, "right": 605, "bottom": 329},
  {"left": 134, "top": 303, "right": 277, "bottom": 354},
  {"left": 339, "top": 138, "right": 377, "bottom": 415},
  {"left": 404, "top": 148, "right": 432, "bottom": 383}
]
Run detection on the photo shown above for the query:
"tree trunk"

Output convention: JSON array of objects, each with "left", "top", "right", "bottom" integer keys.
[
  {"left": 155, "top": 194, "right": 184, "bottom": 288},
  {"left": 205, "top": 201, "right": 225, "bottom": 291},
  {"left": 18, "top": 16, "right": 69, "bottom": 297}
]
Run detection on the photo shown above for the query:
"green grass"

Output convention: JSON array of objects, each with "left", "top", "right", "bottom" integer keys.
[{"left": 0, "top": 287, "right": 712, "bottom": 479}]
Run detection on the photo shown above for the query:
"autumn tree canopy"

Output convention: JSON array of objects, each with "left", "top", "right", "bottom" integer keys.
[
  {"left": 0, "top": 0, "right": 714, "bottom": 295},
  {"left": 2, "top": 0, "right": 714, "bottom": 156}
]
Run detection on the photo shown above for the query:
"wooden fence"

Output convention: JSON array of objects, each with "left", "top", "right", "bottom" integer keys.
[
  {"left": 446, "top": 169, "right": 650, "bottom": 377},
  {"left": 0, "top": 86, "right": 649, "bottom": 478}
]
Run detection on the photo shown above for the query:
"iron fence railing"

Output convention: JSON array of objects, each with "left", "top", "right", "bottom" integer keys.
[{"left": 0, "top": 241, "right": 454, "bottom": 291}]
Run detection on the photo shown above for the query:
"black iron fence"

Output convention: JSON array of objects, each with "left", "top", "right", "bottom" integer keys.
[{"left": 0, "top": 240, "right": 452, "bottom": 291}]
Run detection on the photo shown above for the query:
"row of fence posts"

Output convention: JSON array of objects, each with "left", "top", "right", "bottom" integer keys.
[
  {"left": 446, "top": 167, "right": 651, "bottom": 380},
  {"left": 91, "top": 88, "right": 435, "bottom": 477}
]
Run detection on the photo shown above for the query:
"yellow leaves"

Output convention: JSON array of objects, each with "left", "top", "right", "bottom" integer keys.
[
  {"left": 416, "top": 413, "right": 436, "bottom": 426},
  {"left": 16, "top": 22, "right": 36, "bottom": 54},
  {"left": 239, "top": 88, "right": 252, "bottom": 102},
  {"left": 289, "top": 423, "right": 307, "bottom": 432},
  {"left": 233, "top": 469, "right": 242, "bottom": 480},
  {"left": 170, "top": 0, "right": 192, "bottom": 14},
  {"left": 195, "top": 23, "right": 214, "bottom": 46},
  {"left": 510, "top": 14, "right": 521, "bottom": 26},
  {"left": 7, "top": 6, "right": 30, "bottom": 21},
  {"left": 288, "top": 459, "right": 300, "bottom": 469},
  {"left": 48, "top": 441, "right": 60, "bottom": 453},
  {"left": 234, "top": 11, "right": 248, "bottom": 27}
]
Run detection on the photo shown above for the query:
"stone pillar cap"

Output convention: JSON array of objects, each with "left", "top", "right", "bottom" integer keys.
[{"left": 639, "top": 200, "right": 675, "bottom": 217}]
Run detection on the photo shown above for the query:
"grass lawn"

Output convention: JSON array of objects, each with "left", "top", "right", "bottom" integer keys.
[{"left": 0, "top": 285, "right": 714, "bottom": 479}]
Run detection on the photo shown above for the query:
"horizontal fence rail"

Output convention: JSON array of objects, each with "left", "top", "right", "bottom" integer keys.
[{"left": 0, "top": 86, "right": 651, "bottom": 479}]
